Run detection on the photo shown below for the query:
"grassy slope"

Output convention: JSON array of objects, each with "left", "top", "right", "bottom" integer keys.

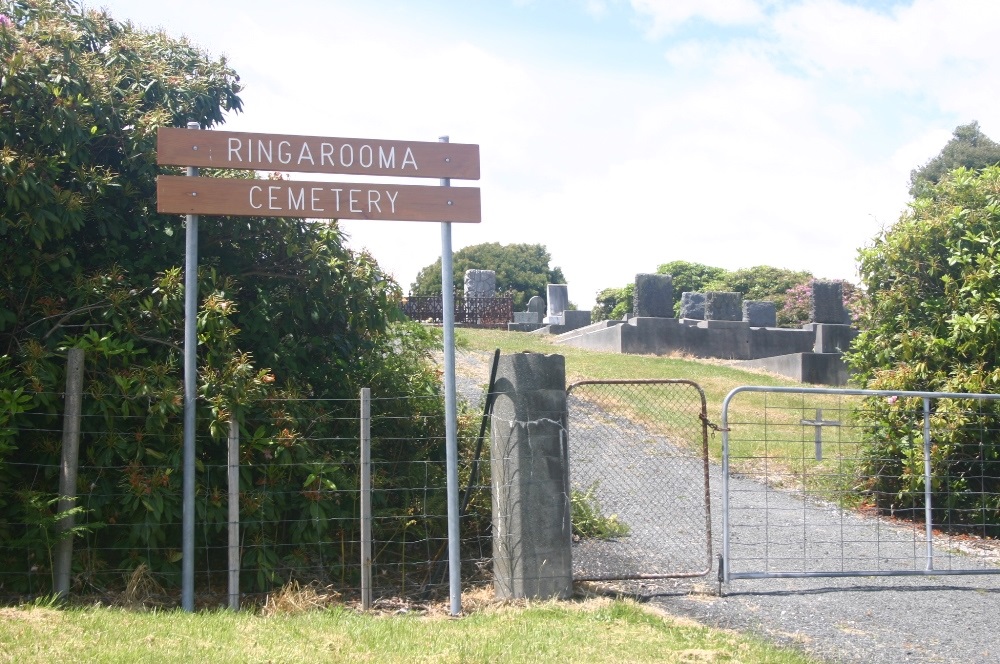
[
  {"left": 457, "top": 328, "right": 833, "bottom": 463},
  {"left": 0, "top": 599, "right": 818, "bottom": 663}
]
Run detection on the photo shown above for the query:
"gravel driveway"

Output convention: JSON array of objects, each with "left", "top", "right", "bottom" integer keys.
[
  {"left": 641, "top": 470, "right": 1000, "bottom": 664},
  {"left": 450, "top": 347, "right": 1000, "bottom": 664}
]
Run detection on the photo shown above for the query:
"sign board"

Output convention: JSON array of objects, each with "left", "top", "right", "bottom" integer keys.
[
  {"left": 157, "top": 127, "right": 480, "bottom": 180},
  {"left": 157, "top": 175, "right": 481, "bottom": 223},
  {"left": 159, "top": 124, "right": 480, "bottom": 613}
]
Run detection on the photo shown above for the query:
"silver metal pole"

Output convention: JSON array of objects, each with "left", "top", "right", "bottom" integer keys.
[
  {"left": 360, "top": 388, "right": 372, "bottom": 611},
  {"left": 923, "top": 397, "right": 934, "bottom": 570},
  {"left": 439, "top": 135, "right": 462, "bottom": 616},
  {"left": 721, "top": 391, "right": 732, "bottom": 584},
  {"left": 227, "top": 414, "right": 239, "bottom": 610},
  {"left": 182, "top": 121, "right": 200, "bottom": 612}
]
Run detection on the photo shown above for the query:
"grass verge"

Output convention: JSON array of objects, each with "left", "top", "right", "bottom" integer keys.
[{"left": 0, "top": 595, "right": 819, "bottom": 663}]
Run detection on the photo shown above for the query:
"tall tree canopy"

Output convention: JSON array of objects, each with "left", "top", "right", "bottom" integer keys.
[
  {"left": 909, "top": 121, "right": 1000, "bottom": 198},
  {"left": 656, "top": 261, "right": 729, "bottom": 316},
  {"left": 0, "top": 0, "right": 449, "bottom": 592},
  {"left": 410, "top": 242, "right": 565, "bottom": 310}
]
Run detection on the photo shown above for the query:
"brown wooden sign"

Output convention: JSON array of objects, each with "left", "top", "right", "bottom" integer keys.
[
  {"left": 157, "top": 175, "right": 481, "bottom": 223},
  {"left": 157, "top": 127, "right": 480, "bottom": 180}
]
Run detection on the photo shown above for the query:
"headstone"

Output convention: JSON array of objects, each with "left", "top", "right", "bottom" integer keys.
[
  {"left": 464, "top": 269, "right": 496, "bottom": 299},
  {"left": 680, "top": 292, "right": 705, "bottom": 320},
  {"left": 743, "top": 300, "right": 777, "bottom": 327},
  {"left": 705, "top": 292, "right": 743, "bottom": 321},
  {"left": 811, "top": 280, "right": 846, "bottom": 324},
  {"left": 527, "top": 295, "right": 545, "bottom": 316},
  {"left": 544, "top": 284, "right": 569, "bottom": 325},
  {"left": 514, "top": 311, "right": 542, "bottom": 325},
  {"left": 632, "top": 273, "right": 674, "bottom": 318}
]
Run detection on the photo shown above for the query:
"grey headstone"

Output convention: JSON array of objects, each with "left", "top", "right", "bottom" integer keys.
[
  {"left": 544, "top": 284, "right": 569, "bottom": 325},
  {"left": 527, "top": 295, "right": 546, "bottom": 315},
  {"left": 811, "top": 280, "right": 846, "bottom": 324},
  {"left": 514, "top": 311, "right": 543, "bottom": 325},
  {"left": 680, "top": 292, "right": 705, "bottom": 320},
  {"left": 632, "top": 273, "right": 674, "bottom": 318},
  {"left": 705, "top": 291, "right": 743, "bottom": 321},
  {"left": 464, "top": 269, "right": 496, "bottom": 299},
  {"left": 743, "top": 300, "right": 777, "bottom": 327}
]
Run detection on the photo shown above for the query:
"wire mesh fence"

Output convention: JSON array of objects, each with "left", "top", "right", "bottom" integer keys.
[
  {"left": 566, "top": 380, "right": 712, "bottom": 582},
  {"left": 0, "top": 392, "right": 491, "bottom": 607},
  {"left": 722, "top": 387, "right": 1000, "bottom": 581}
]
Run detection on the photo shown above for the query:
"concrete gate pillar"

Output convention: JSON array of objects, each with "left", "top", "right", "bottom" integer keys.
[{"left": 490, "top": 352, "right": 573, "bottom": 600}]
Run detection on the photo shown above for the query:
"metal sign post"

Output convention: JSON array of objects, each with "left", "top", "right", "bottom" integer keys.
[
  {"left": 439, "top": 136, "right": 462, "bottom": 616},
  {"left": 158, "top": 126, "right": 480, "bottom": 614},
  {"left": 181, "top": 122, "right": 199, "bottom": 612}
]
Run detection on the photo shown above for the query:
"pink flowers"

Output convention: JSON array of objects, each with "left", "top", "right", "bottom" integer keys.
[
  {"left": 0, "top": 15, "right": 12, "bottom": 28},
  {"left": 887, "top": 395, "right": 898, "bottom": 405}
]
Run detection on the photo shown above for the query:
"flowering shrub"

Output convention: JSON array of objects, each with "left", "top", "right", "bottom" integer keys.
[{"left": 777, "top": 280, "right": 864, "bottom": 327}]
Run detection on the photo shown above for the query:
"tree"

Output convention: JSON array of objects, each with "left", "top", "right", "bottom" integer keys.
[
  {"left": 0, "top": 0, "right": 454, "bottom": 592},
  {"left": 592, "top": 262, "right": 816, "bottom": 324},
  {"left": 705, "top": 265, "right": 812, "bottom": 303},
  {"left": 847, "top": 165, "right": 1000, "bottom": 530},
  {"left": 656, "top": 261, "right": 729, "bottom": 316},
  {"left": 410, "top": 242, "right": 565, "bottom": 310},
  {"left": 703, "top": 265, "right": 813, "bottom": 324},
  {"left": 591, "top": 284, "right": 634, "bottom": 322},
  {"left": 909, "top": 121, "right": 1000, "bottom": 198}
]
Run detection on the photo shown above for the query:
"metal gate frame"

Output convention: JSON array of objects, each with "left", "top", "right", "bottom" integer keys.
[
  {"left": 721, "top": 385, "right": 1000, "bottom": 583},
  {"left": 567, "top": 379, "right": 714, "bottom": 581}
]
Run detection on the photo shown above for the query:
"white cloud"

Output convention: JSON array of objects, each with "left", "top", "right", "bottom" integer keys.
[
  {"left": 630, "top": 0, "right": 765, "bottom": 36},
  {"left": 83, "top": 0, "right": 989, "bottom": 306},
  {"left": 772, "top": 0, "right": 1000, "bottom": 94}
]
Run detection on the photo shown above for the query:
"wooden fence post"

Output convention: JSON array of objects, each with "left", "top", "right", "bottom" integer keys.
[{"left": 54, "top": 348, "right": 84, "bottom": 599}]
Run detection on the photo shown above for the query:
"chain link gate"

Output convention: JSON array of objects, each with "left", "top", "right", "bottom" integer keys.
[{"left": 566, "top": 379, "right": 713, "bottom": 582}]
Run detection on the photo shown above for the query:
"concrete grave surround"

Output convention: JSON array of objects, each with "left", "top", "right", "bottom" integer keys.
[
  {"left": 512, "top": 295, "right": 544, "bottom": 326},
  {"left": 535, "top": 274, "right": 858, "bottom": 386}
]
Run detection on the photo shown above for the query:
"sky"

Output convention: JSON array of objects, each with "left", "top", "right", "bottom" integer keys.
[{"left": 84, "top": 0, "right": 1000, "bottom": 308}]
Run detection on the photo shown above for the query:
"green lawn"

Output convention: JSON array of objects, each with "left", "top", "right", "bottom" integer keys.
[
  {"left": 0, "top": 596, "right": 819, "bottom": 663},
  {"left": 457, "top": 328, "right": 849, "bottom": 473}
]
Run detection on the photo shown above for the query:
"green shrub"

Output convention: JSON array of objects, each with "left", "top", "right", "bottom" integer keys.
[
  {"left": 571, "top": 484, "right": 630, "bottom": 540},
  {"left": 0, "top": 0, "right": 484, "bottom": 595},
  {"left": 847, "top": 165, "right": 1000, "bottom": 530}
]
